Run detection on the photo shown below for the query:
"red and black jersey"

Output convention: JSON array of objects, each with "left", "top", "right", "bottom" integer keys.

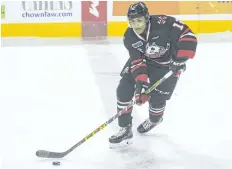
[{"left": 123, "top": 15, "right": 197, "bottom": 82}]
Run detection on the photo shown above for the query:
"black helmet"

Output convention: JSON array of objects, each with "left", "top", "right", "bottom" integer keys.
[{"left": 127, "top": 2, "right": 149, "bottom": 20}]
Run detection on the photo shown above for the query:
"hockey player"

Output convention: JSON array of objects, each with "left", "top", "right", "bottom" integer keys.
[{"left": 109, "top": 2, "right": 197, "bottom": 148}]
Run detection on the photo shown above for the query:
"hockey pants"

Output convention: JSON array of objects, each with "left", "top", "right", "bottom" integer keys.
[{"left": 116, "top": 59, "right": 179, "bottom": 127}]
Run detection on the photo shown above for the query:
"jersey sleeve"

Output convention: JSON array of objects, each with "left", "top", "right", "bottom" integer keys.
[
  {"left": 123, "top": 32, "right": 148, "bottom": 82},
  {"left": 166, "top": 16, "right": 198, "bottom": 62}
]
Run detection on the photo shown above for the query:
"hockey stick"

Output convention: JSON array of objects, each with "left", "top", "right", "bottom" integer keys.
[{"left": 36, "top": 70, "right": 174, "bottom": 158}]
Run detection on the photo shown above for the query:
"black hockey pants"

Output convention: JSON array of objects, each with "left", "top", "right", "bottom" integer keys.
[{"left": 116, "top": 59, "right": 179, "bottom": 127}]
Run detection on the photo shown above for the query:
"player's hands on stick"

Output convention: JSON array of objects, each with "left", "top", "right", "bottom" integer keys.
[
  {"left": 169, "top": 60, "right": 186, "bottom": 77},
  {"left": 135, "top": 81, "right": 151, "bottom": 106}
]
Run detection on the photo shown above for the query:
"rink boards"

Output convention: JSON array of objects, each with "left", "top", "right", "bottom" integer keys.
[{"left": 1, "top": 1, "right": 232, "bottom": 37}]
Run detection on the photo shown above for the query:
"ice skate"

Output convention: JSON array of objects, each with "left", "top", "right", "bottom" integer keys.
[
  {"left": 109, "top": 124, "right": 133, "bottom": 149},
  {"left": 137, "top": 117, "right": 163, "bottom": 134}
]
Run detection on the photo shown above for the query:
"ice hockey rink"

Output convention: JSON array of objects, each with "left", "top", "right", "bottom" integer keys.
[{"left": 0, "top": 33, "right": 232, "bottom": 169}]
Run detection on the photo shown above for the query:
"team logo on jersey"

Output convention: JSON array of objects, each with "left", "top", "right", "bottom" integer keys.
[{"left": 145, "top": 42, "right": 170, "bottom": 58}]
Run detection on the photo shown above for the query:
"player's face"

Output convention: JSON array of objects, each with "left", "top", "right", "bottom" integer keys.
[{"left": 129, "top": 16, "right": 147, "bottom": 34}]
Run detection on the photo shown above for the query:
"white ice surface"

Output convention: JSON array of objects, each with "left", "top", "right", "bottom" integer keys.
[{"left": 0, "top": 38, "right": 232, "bottom": 169}]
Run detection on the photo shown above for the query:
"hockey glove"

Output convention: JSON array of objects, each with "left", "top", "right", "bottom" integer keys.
[
  {"left": 135, "top": 81, "right": 151, "bottom": 106},
  {"left": 169, "top": 60, "right": 186, "bottom": 77}
]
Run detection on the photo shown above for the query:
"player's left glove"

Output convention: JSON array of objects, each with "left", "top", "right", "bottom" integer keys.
[{"left": 169, "top": 60, "right": 186, "bottom": 77}]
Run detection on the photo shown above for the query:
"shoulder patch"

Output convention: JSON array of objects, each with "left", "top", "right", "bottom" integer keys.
[
  {"left": 132, "top": 41, "right": 143, "bottom": 48},
  {"left": 157, "top": 16, "right": 167, "bottom": 24}
]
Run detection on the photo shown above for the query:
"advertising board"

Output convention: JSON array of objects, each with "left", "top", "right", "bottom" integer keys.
[
  {"left": 108, "top": 1, "right": 232, "bottom": 36},
  {"left": 112, "top": 1, "right": 232, "bottom": 16},
  {"left": 1, "top": 1, "right": 232, "bottom": 37},
  {"left": 81, "top": 1, "right": 107, "bottom": 38},
  {"left": 1, "top": 1, "right": 81, "bottom": 23}
]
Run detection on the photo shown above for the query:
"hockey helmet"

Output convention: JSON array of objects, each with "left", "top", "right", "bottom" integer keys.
[{"left": 127, "top": 2, "right": 150, "bottom": 21}]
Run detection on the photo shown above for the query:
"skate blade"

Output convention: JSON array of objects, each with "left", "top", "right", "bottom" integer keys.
[{"left": 109, "top": 138, "right": 133, "bottom": 149}]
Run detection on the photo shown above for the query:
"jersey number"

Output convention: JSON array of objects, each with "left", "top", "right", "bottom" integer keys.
[{"left": 173, "top": 22, "right": 184, "bottom": 30}]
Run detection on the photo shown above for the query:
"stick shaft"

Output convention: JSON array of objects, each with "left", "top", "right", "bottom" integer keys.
[{"left": 36, "top": 70, "right": 173, "bottom": 158}]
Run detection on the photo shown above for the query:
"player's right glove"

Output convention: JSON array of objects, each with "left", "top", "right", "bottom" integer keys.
[
  {"left": 135, "top": 81, "right": 151, "bottom": 106},
  {"left": 169, "top": 60, "right": 186, "bottom": 77}
]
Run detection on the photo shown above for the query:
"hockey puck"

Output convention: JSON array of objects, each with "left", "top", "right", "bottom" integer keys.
[{"left": 52, "top": 161, "right": 60, "bottom": 166}]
